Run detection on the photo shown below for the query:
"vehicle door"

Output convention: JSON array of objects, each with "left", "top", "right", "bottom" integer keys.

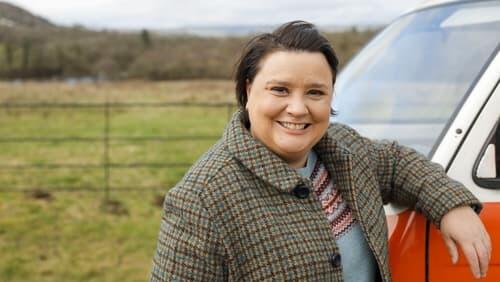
[{"left": 428, "top": 82, "right": 500, "bottom": 281}]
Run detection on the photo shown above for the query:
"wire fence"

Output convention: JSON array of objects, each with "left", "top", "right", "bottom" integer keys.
[{"left": 0, "top": 100, "right": 236, "bottom": 200}]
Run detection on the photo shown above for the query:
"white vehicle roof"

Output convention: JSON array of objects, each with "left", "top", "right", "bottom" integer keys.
[{"left": 408, "top": 0, "right": 464, "bottom": 13}]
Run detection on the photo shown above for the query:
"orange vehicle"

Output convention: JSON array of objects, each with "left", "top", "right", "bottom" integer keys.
[{"left": 331, "top": 0, "right": 500, "bottom": 281}]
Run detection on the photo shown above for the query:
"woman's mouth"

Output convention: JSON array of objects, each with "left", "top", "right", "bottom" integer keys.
[{"left": 278, "top": 121, "right": 311, "bottom": 130}]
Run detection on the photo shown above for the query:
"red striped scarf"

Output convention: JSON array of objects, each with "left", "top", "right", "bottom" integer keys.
[{"left": 310, "top": 158, "right": 356, "bottom": 239}]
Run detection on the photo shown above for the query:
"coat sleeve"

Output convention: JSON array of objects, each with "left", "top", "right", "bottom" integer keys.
[
  {"left": 334, "top": 124, "right": 482, "bottom": 229},
  {"left": 369, "top": 138, "right": 482, "bottom": 228},
  {"left": 150, "top": 184, "right": 227, "bottom": 281}
]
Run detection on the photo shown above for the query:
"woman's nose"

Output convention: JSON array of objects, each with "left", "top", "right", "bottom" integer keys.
[{"left": 286, "top": 95, "right": 308, "bottom": 116}]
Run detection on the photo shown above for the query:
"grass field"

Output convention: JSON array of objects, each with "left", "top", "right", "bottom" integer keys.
[{"left": 0, "top": 80, "right": 234, "bottom": 281}]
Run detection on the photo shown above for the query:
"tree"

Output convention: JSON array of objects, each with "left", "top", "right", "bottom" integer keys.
[
  {"left": 140, "top": 29, "right": 152, "bottom": 48},
  {"left": 5, "top": 41, "right": 13, "bottom": 68},
  {"left": 22, "top": 38, "right": 31, "bottom": 71}
]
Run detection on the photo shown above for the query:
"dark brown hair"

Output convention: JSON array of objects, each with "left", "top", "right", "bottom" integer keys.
[{"left": 234, "top": 20, "right": 339, "bottom": 126}]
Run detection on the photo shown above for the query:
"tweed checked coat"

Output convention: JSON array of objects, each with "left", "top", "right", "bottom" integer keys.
[{"left": 151, "top": 110, "right": 481, "bottom": 282}]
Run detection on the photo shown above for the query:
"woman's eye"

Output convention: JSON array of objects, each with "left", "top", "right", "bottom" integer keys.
[
  {"left": 308, "top": 90, "right": 325, "bottom": 96},
  {"left": 271, "top": 87, "right": 288, "bottom": 94}
]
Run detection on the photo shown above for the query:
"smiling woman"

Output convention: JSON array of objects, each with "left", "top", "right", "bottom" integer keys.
[
  {"left": 150, "top": 21, "right": 490, "bottom": 281},
  {"left": 245, "top": 51, "right": 333, "bottom": 168}
]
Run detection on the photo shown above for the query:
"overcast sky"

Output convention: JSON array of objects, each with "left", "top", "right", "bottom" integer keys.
[{"left": 6, "top": 0, "right": 423, "bottom": 30}]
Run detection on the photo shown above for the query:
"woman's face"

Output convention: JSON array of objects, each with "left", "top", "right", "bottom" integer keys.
[{"left": 246, "top": 50, "right": 333, "bottom": 168}]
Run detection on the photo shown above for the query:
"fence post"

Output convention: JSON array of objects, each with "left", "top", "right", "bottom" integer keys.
[{"left": 104, "top": 94, "right": 110, "bottom": 201}]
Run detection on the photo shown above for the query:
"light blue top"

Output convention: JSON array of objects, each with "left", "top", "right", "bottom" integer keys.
[{"left": 297, "top": 150, "right": 378, "bottom": 282}]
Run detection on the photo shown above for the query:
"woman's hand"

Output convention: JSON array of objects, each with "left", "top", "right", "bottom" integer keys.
[{"left": 440, "top": 205, "right": 492, "bottom": 279}]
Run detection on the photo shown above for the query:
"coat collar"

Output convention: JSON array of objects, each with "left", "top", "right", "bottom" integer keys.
[{"left": 223, "top": 110, "right": 354, "bottom": 196}]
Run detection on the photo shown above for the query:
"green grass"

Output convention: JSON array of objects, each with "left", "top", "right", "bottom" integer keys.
[
  {"left": 0, "top": 80, "right": 234, "bottom": 281},
  {"left": 0, "top": 191, "right": 162, "bottom": 281}
]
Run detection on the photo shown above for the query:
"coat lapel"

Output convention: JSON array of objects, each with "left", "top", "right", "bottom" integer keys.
[
  {"left": 312, "top": 129, "right": 357, "bottom": 211},
  {"left": 223, "top": 110, "right": 309, "bottom": 193}
]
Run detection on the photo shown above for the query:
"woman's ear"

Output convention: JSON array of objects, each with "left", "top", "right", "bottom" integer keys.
[{"left": 246, "top": 79, "right": 252, "bottom": 100}]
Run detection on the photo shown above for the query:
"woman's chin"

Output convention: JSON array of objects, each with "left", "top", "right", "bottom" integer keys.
[{"left": 275, "top": 144, "right": 310, "bottom": 159}]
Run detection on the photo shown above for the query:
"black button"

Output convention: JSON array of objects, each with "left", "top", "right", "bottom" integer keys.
[
  {"left": 292, "top": 184, "right": 309, "bottom": 199},
  {"left": 329, "top": 253, "right": 341, "bottom": 268}
]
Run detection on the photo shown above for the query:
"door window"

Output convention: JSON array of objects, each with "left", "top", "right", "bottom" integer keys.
[{"left": 474, "top": 119, "right": 500, "bottom": 189}]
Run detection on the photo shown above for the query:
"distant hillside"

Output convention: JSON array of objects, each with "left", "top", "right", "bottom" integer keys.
[
  {"left": 0, "top": 1, "right": 54, "bottom": 28},
  {"left": 0, "top": 2, "right": 377, "bottom": 80}
]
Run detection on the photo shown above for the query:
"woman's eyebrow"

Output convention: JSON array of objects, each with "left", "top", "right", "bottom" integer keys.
[
  {"left": 306, "top": 83, "right": 329, "bottom": 90},
  {"left": 265, "top": 80, "right": 291, "bottom": 87},
  {"left": 265, "top": 80, "right": 328, "bottom": 89}
]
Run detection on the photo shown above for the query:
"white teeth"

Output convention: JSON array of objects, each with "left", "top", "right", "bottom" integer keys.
[{"left": 280, "top": 121, "right": 307, "bottom": 130}]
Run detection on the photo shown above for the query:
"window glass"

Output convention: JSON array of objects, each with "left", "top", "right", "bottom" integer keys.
[
  {"left": 475, "top": 120, "right": 500, "bottom": 188},
  {"left": 332, "top": 1, "right": 500, "bottom": 156}
]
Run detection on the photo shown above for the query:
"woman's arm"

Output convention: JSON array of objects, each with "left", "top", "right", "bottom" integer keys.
[
  {"left": 150, "top": 184, "right": 227, "bottom": 281},
  {"left": 367, "top": 136, "right": 491, "bottom": 279},
  {"left": 367, "top": 139, "right": 481, "bottom": 226}
]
